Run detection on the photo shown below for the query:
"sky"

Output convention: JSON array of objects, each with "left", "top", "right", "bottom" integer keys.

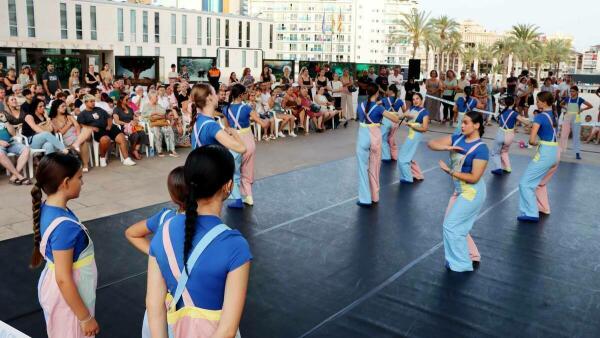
[
  {"left": 149, "top": 0, "right": 596, "bottom": 51},
  {"left": 419, "top": 0, "right": 596, "bottom": 51}
]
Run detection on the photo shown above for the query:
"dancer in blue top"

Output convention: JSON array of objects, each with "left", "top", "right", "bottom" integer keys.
[
  {"left": 452, "top": 86, "right": 478, "bottom": 133},
  {"left": 559, "top": 86, "right": 592, "bottom": 160},
  {"left": 490, "top": 96, "right": 530, "bottom": 175},
  {"left": 146, "top": 145, "right": 252, "bottom": 338},
  {"left": 518, "top": 91, "right": 561, "bottom": 223},
  {"left": 397, "top": 92, "right": 429, "bottom": 184},
  {"left": 380, "top": 84, "right": 407, "bottom": 162},
  {"left": 356, "top": 83, "right": 400, "bottom": 207},
  {"left": 428, "top": 112, "right": 489, "bottom": 272}
]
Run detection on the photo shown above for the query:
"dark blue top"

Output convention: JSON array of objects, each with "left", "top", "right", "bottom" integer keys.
[
  {"left": 451, "top": 134, "right": 490, "bottom": 173},
  {"left": 410, "top": 107, "right": 429, "bottom": 124},
  {"left": 146, "top": 208, "right": 177, "bottom": 234},
  {"left": 225, "top": 103, "right": 252, "bottom": 129},
  {"left": 358, "top": 101, "right": 385, "bottom": 124}
]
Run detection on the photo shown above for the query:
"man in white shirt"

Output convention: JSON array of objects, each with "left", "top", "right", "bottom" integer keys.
[
  {"left": 167, "top": 64, "right": 179, "bottom": 84},
  {"left": 157, "top": 85, "right": 171, "bottom": 110},
  {"left": 388, "top": 66, "right": 404, "bottom": 98}
]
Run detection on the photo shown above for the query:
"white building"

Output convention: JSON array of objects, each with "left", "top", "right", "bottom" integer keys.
[
  {"left": 581, "top": 45, "right": 600, "bottom": 73},
  {"left": 248, "top": 0, "right": 416, "bottom": 66},
  {"left": 0, "top": 0, "right": 276, "bottom": 84}
]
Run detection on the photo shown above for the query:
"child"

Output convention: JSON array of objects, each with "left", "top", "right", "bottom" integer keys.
[
  {"left": 31, "top": 152, "right": 100, "bottom": 337},
  {"left": 584, "top": 114, "right": 600, "bottom": 144}
]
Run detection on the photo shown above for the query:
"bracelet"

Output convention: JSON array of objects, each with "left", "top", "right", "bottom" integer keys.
[{"left": 79, "top": 314, "right": 93, "bottom": 324}]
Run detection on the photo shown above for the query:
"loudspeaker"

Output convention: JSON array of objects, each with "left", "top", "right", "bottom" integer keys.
[{"left": 408, "top": 59, "right": 421, "bottom": 80}]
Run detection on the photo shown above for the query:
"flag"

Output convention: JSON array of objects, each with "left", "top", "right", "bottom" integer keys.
[
  {"left": 337, "top": 9, "right": 343, "bottom": 33},
  {"left": 321, "top": 11, "right": 326, "bottom": 34}
]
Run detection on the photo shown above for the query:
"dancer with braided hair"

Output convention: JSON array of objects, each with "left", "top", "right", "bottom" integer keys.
[
  {"left": 146, "top": 145, "right": 252, "bottom": 338},
  {"left": 30, "top": 151, "right": 100, "bottom": 337}
]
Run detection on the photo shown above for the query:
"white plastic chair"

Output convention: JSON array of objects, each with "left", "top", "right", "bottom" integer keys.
[
  {"left": 21, "top": 135, "right": 46, "bottom": 178},
  {"left": 91, "top": 131, "right": 124, "bottom": 167},
  {"left": 57, "top": 133, "right": 94, "bottom": 169},
  {"left": 5, "top": 135, "right": 29, "bottom": 178}
]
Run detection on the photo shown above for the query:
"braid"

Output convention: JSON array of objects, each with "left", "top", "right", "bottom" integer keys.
[
  {"left": 183, "top": 188, "right": 198, "bottom": 275},
  {"left": 30, "top": 184, "right": 43, "bottom": 268},
  {"left": 190, "top": 103, "right": 198, "bottom": 126}
]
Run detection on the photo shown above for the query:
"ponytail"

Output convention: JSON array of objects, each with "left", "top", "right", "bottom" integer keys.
[
  {"left": 501, "top": 96, "right": 515, "bottom": 116},
  {"left": 465, "top": 111, "right": 485, "bottom": 137},
  {"left": 30, "top": 183, "right": 43, "bottom": 268},
  {"left": 464, "top": 86, "right": 472, "bottom": 102},
  {"left": 183, "top": 188, "right": 197, "bottom": 275}
]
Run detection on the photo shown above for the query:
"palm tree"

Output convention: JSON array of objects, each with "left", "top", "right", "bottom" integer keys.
[
  {"left": 461, "top": 46, "right": 478, "bottom": 72},
  {"left": 492, "top": 37, "right": 515, "bottom": 77},
  {"left": 508, "top": 24, "right": 541, "bottom": 70},
  {"left": 477, "top": 44, "right": 494, "bottom": 74},
  {"left": 544, "top": 39, "right": 572, "bottom": 75},
  {"left": 431, "top": 15, "right": 459, "bottom": 71},
  {"left": 446, "top": 32, "right": 463, "bottom": 72},
  {"left": 396, "top": 9, "right": 432, "bottom": 59},
  {"left": 423, "top": 27, "right": 440, "bottom": 73}
]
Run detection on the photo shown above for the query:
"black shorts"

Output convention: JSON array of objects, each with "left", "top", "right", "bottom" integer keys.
[{"left": 93, "top": 125, "right": 123, "bottom": 142}]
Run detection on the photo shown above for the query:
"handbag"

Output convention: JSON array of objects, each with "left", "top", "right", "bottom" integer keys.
[
  {"left": 37, "top": 120, "right": 54, "bottom": 133},
  {"left": 151, "top": 118, "right": 170, "bottom": 128},
  {"left": 347, "top": 85, "right": 357, "bottom": 93},
  {"left": 310, "top": 103, "right": 321, "bottom": 112}
]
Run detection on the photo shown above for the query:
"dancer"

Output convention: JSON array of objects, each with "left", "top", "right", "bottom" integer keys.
[
  {"left": 518, "top": 92, "right": 560, "bottom": 223},
  {"left": 125, "top": 167, "right": 186, "bottom": 338},
  {"left": 397, "top": 92, "right": 429, "bottom": 184},
  {"left": 30, "top": 152, "right": 100, "bottom": 337},
  {"left": 146, "top": 145, "right": 252, "bottom": 338},
  {"left": 490, "top": 96, "right": 530, "bottom": 175},
  {"left": 452, "top": 86, "right": 478, "bottom": 133},
  {"left": 428, "top": 111, "right": 489, "bottom": 272},
  {"left": 356, "top": 83, "right": 400, "bottom": 207},
  {"left": 380, "top": 84, "right": 407, "bottom": 162},
  {"left": 559, "top": 86, "right": 592, "bottom": 160},
  {"left": 225, "top": 84, "right": 260, "bottom": 207}
]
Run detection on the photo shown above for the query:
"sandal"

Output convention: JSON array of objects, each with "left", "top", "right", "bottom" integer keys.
[
  {"left": 19, "top": 178, "right": 32, "bottom": 185},
  {"left": 8, "top": 178, "right": 22, "bottom": 186}
]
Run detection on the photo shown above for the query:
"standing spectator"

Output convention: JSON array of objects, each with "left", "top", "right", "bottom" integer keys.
[
  {"left": 340, "top": 68, "right": 355, "bottom": 121},
  {"left": 331, "top": 72, "right": 343, "bottom": 113},
  {"left": 18, "top": 65, "right": 36, "bottom": 87},
  {"left": 21, "top": 98, "right": 67, "bottom": 155},
  {"left": 77, "top": 94, "right": 136, "bottom": 166},
  {"left": 179, "top": 65, "right": 190, "bottom": 82},
  {"left": 0, "top": 112, "right": 31, "bottom": 185},
  {"left": 404, "top": 77, "right": 421, "bottom": 108},
  {"left": 84, "top": 64, "right": 101, "bottom": 89},
  {"left": 323, "top": 64, "right": 334, "bottom": 81},
  {"left": 424, "top": 70, "right": 442, "bottom": 122},
  {"left": 0, "top": 62, "right": 5, "bottom": 83},
  {"left": 505, "top": 70, "right": 518, "bottom": 97},
  {"left": 208, "top": 63, "right": 221, "bottom": 92},
  {"left": 260, "top": 66, "right": 273, "bottom": 85},
  {"left": 298, "top": 67, "right": 313, "bottom": 99},
  {"left": 280, "top": 67, "right": 292, "bottom": 85},
  {"left": 388, "top": 67, "right": 404, "bottom": 89},
  {"left": 367, "top": 67, "right": 377, "bottom": 82},
  {"left": 99, "top": 63, "right": 113, "bottom": 87},
  {"left": 455, "top": 70, "right": 470, "bottom": 100},
  {"left": 357, "top": 70, "right": 372, "bottom": 108},
  {"left": 540, "top": 78, "right": 554, "bottom": 93},
  {"left": 241, "top": 68, "right": 255, "bottom": 87},
  {"left": 3, "top": 68, "right": 17, "bottom": 95},
  {"left": 142, "top": 90, "right": 177, "bottom": 157},
  {"left": 375, "top": 67, "right": 390, "bottom": 94},
  {"left": 229, "top": 72, "right": 239, "bottom": 87},
  {"left": 49, "top": 99, "right": 91, "bottom": 171},
  {"left": 442, "top": 70, "right": 458, "bottom": 124},
  {"left": 0, "top": 87, "right": 5, "bottom": 113},
  {"left": 68, "top": 68, "right": 81, "bottom": 93},
  {"left": 167, "top": 64, "right": 179, "bottom": 83}
]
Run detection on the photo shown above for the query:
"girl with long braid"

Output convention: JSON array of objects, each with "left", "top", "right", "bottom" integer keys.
[
  {"left": 428, "top": 112, "right": 490, "bottom": 272},
  {"left": 380, "top": 84, "right": 407, "bottom": 162},
  {"left": 356, "top": 83, "right": 400, "bottom": 207},
  {"left": 146, "top": 145, "right": 252, "bottom": 338},
  {"left": 224, "top": 84, "right": 262, "bottom": 207},
  {"left": 452, "top": 86, "right": 478, "bottom": 133},
  {"left": 31, "top": 152, "right": 100, "bottom": 337},
  {"left": 490, "top": 96, "right": 530, "bottom": 175}
]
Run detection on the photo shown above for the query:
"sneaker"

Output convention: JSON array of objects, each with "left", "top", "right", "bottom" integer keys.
[
  {"left": 400, "top": 179, "right": 413, "bottom": 184},
  {"left": 269, "top": 134, "right": 276, "bottom": 140},
  {"left": 517, "top": 215, "right": 539, "bottom": 223},
  {"left": 576, "top": 153, "right": 581, "bottom": 160},
  {"left": 99, "top": 157, "right": 107, "bottom": 167},
  {"left": 491, "top": 169, "right": 503, "bottom": 176},
  {"left": 82, "top": 167, "right": 89, "bottom": 173},
  {"left": 243, "top": 195, "right": 254, "bottom": 206},
  {"left": 503, "top": 168, "right": 512, "bottom": 174},
  {"left": 356, "top": 201, "right": 372, "bottom": 208},
  {"left": 122, "top": 157, "right": 136, "bottom": 166},
  {"left": 227, "top": 199, "right": 244, "bottom": 209},
  {"left": 277, "top": 132, "right": 286, "bottom": 138},
  {"left": 289, "top": 131, "right": 297, "bottom": 137}
]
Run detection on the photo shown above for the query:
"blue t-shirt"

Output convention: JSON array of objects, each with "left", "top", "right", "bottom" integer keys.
[
  {"left": 358, "top": 101, "right": 385, "bottom": 124},
  {"left": 381, "top": 96, "right": 404, "bottom": 112},
  {"left": 146, "top": 208, "right": 177, "bottom": 234},
  {"left": 225, "top": 103, "right": 252, "bottom": 129},
  {"left": 498, "top": 108, "right": 518, "bottom": 129},
  {"left": 456, "top": 96, "right": 477, "bottom": 113},
  {"left": 149, "top": 215, "right": 252, "bottom": 310},
  {"left": 451, "top": 134, "right": 490, "bottom": 173},
  {"left": 0, "top": 121, "right": 11, "bottom": 142},
  {"left": 191, "top": 114, "right": 222, "bottom": 149},
  {"left": 561, "top": 97, "right": 585, "bottom": 111},
  {"left": 533, "top": 111, "right": 557, "bottom": 142},
  {"left": 40, "top": 204, "right": 88, "bottom": 262},
  {"left": 410, "top": 107, "right": 429, "bottom": 124}
]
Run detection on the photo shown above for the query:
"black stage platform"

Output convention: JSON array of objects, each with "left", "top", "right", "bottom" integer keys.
[{"left": 2, "top": 148, "right": 600, "bottom": 338}]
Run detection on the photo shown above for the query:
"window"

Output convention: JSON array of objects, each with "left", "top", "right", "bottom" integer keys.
[
  {"left": 258, "top": 23, "right": 263, "bottom": 49},
  {"left": 26, "top": 0, "right": 35, "bottom": 37},
  {"left": 171, "top": 14, "right": 176, "bottom": 44},
  {"left": 187, "top": 48, "right": 192, "bottom": 56},
  {"left": 206, "top": 18, "right": 211, "bottom": 46},
  {"left": 242, "top": 51, "right": 246, "bottom": 67},
  {"left": 60, "top": 3, "right": 67, "bottom": 39},
  {"left": 137, "top": 46, "right": 142, "bottom": 55},
  {"left": 8, "top": 0, "right": 17, "bottom": 36},
  {"left": 238, "top": 21, "right": 242, "bottom": 47},
  {"left": 117, "top": 9, "right": 124, "bottom": 41},
  {"left": 225, "top": 50, "right": 229, "bottom": 67},
  {"left": 246, "top": 22, "right": 250, "bottom": 48},
  {"left": 224, "top": 19, "right": 229, "bottom": 46},
  {"left": 182, "top": 15, "right": 187, "bottom": 44},
  {"left": 154, "top": 12, "right": 160, "bottom": 43},
  {"left": 155, "top": 47, "right": 160, "bottom": 56},
  {"left": 254, "top": 51, "right": 258, "bottom": 68},
  {"left": 130, "top": 10, "right": 136, "bottom": 42},
  {"left": 142, "top": 11, "right": 148, "bottom": 42},
  {"left": 177, "top": 48, "right": 181, "bottom": 57},
  {"left": 90, "top": 6, "right": 97, "bottom": 40},
  {"left": 125, "top": 46, "right": 130, "bottom": 56},
  {"left": 269, "top": 24, "right": 273, "bottom": 49},
  {"left": 196, "top": 17, "right": 202, "bottom": 45},
  {"left": 75, "top": 5, "right": 83, "bottom": 39},
  {"left": 202, "top": 49, "right": 207, "bottom": 57},
  {"left": 216, "top": 19, "right": 221, "bottom": 46}
]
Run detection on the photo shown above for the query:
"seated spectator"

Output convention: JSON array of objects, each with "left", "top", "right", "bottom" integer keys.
[
  {"left": 282, "top": 85, "right": 305, "bottom": 130},
  {"left": 4, "top": 94, "right": 24, "bottom": 125},
  {"left": 0, "top": 112, "right": 31, "bottom": 185},
  {"left": 251, "top": 88, "right": 275, "bottom": 140},
  {"left": 113, "top": 95, "right": 149, "bottom": 160},
  {"left": 18, "top": 65, "right": 36, "bottom": 88},
  {"left": 157, "top": 86, "right": 170, "bottom": 110},
  {"left": 109, "top": 79, "right": 123, "bottom": 102},
  {"left": 585, "top": 113, "right": 600, "bottom": 144},
  {"left": 299, "top": 87, "right": 326, "bottom": 133},
  {"left": 166, "top": 108, "right": 191, "bottom": 148},
  {"left": 48, "top": 99, "right": 90, "bottom": 172},
  {"left": 142, "top": 90, "right": 177, "bottom": 157},
  {"left": 77, "top": 94, "right": 136, "bottom": 166},
  {"left": 21, "top": 98, "right": 67, "bottom": 155},
  {"left": 166, "top": 85, "right": 178, "bottom": 109},
  {"left": 100, "top": 92, "right": 115, "bottom": 112},
  {"left": 314, "top": 86, "right": 337, "bottom": 127},
  {"left": 13, "top": 84, "right": 25, "bottom": 106},
  {"left": 129, "top": 86, "right": 146, "bottom": 112},
  {"left": 4, "top": 68, "right": 17, "bottom": 95},
  {"left": 269, "top": 86, "right": 296, "bottom": 137}
]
